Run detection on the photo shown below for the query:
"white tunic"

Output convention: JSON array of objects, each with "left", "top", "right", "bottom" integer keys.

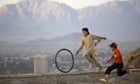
[{"left": 77, "top": 34, "right": 103, "bottom": 56}]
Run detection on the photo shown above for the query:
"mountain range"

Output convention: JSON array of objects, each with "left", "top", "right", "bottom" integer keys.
[{"left": 0, "top": 0, "right": 140, "bottom": 42}]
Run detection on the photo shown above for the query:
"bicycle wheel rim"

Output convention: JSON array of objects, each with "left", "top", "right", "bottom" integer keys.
[{"left": 55, "top": 48, "right": 74, "bottom": 73}]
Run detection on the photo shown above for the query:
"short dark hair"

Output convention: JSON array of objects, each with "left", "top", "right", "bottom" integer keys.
[
  {"left": 82, "top": 27, "right": 90, "bottom": 34},
  {"left": 109, "top": 42, "right": 117, "bottom": 49}
]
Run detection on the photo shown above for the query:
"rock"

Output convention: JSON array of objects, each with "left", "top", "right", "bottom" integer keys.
[{"left": 123, "top": 48, "right": 140, "bottom": 68}]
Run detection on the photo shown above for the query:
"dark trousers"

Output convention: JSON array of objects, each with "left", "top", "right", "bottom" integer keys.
[{"left": 105, "top": 62, "right": 127, "bottom": 76}]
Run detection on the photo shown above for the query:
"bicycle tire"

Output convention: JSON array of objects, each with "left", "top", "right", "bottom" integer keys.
[{"left": 55, "top": 48, "right": 74, "bottom": 73}]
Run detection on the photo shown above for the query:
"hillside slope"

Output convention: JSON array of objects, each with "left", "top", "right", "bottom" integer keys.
[{"left": 124, "top": 48, "right": 140, "bottom": 68}]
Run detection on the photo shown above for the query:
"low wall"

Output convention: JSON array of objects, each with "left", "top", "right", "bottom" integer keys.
[{"left": 0, "top": 72, "right": 140, "bottom": 84}]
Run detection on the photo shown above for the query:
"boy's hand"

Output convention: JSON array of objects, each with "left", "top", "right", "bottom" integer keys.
[
  {"left": 106, "top": 57, "right": 111, "bottom": 63},
  {"left": 103, "top": 37, "right": 107, "bottom": 40},
  {"left": 76, "top": 50, "right": 80, "bottom": 55},
  {"left": 106, "top": 60, "right": 110, "bottom": 63}
]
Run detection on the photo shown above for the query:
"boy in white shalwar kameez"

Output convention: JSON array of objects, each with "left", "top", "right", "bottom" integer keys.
[{"left": 76, "top": 28, "right": 107, "bottom": 72}]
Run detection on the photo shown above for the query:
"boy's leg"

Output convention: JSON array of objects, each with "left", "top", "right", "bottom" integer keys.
[
  {"left": 90, "top": 56, "right": 102, "bottom": 68},
  {"left": 89, "top": 55, "right": 103, "bottom": 72},
  {"left": 100, "top": 63, "right": 117, "bottom": 82},
  {"left": 83, "top": 51, "right": 102, "bottom": 70},
  {"left": 117, "top": 63, "right": 127, "bottom": 76},
  {"left": 83, "top": 52, "right": 94, "bottom": 68},
  {"left": 105, "top": 63, "right": 117, "bottom": 75},
  {"left": 83, "top": 51, "right": 92, "bottom": 63}
]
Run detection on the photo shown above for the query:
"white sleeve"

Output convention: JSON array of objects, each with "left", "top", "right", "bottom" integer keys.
[
  {"left": 91, "top": 34, "right": 103, "bottom": 40},
  {"left": 77, "top": 39, "right": 84, "bottom": 52}
]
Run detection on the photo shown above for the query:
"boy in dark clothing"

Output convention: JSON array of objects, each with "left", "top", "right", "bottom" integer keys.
[{"left": 100, "top": 42, "right": 127, "bottom": 82}]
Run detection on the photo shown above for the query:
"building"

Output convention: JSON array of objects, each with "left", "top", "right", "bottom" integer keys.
[{"left": 34, "top": 55, "right": 48, "bottom": 75}]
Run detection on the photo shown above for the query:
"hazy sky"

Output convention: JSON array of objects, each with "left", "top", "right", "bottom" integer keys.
[
  {"left": 51, "top": 0, "right": 126, "bottom": 9},
  {"left": 0, "top": 0, "right": 19, "bottom": 7},
  {"left": 0, "top": 0, "right": 126, "bottom": 9}
]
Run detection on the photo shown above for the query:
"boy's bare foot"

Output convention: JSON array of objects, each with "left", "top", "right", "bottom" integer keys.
[
  {"left": 99, "top": 77, "right": 108, "bottom": 83},
  {"left": 88, "top": 63, "right": 93, "bottom": 68}
]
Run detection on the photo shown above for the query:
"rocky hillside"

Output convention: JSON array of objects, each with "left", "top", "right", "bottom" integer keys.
[{"left": 124, "top": 48, "right": 140, "bottom": 68}]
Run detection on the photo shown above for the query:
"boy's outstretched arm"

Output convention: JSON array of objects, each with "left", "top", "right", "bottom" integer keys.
[
  {"left": 76, "top": 39, "right": 84, "bottom": 55},
  {"left": 91, "top": 35, "right": 107, "bottom": 46},
  {"left": 92, "top": 35, "right": 107, "bottom": 40},
  {"left": 107, "top": 56, "right": 114, "bottom": 62}
]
